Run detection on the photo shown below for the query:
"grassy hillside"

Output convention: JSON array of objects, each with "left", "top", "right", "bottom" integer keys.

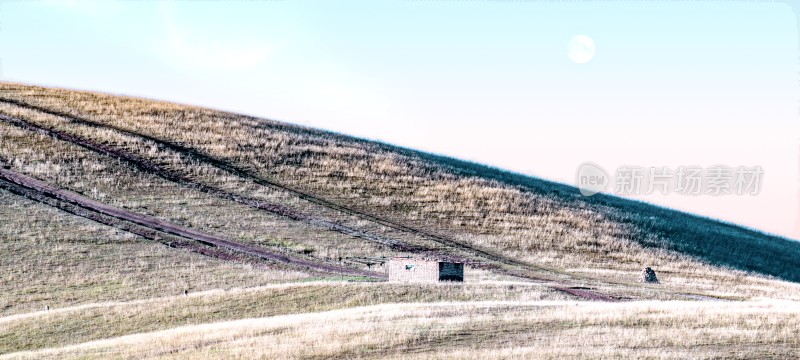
[
  {"left": 0, "top": 175, "right": 307, "bottom": 315},
  {"left": 0, "top": 82, "right": 798, "bottom": 358},
  {"left": 0, "top": 82, "right": 797, "bottom": 280},
  {"left": 7, "top": 299, "right": 800, "bottom": 360}
]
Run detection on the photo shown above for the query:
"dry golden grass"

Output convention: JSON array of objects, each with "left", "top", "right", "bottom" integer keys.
[
  {"left": 0, "top": 86, "right": 638, "bottom": 270},
  {"left": 1, "top": 82, "right": 800, "bottom": 358},
  {"left": 0, "top": 187, "right": 307, "bottom": 316},
  {"left": 0, "top": 117, "right": 402, "bottom": 264},
  {"left": 0, "top": 101, "right": 446, "bottom": 259},
  {"left": 0, "top": 83, "right": 800, "bottom": 284},
  {"left": 4, "top": 300, "right": 798, "bottom": 359},
  {"left": 0, "top": 281, "right": 566, "bottom": 354},
  {"left": 0, "top": 82, "right": 797, "bottom": 296}
]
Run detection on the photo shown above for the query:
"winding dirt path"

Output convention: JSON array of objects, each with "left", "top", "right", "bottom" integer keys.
[{"left": 0, "top": 167, "right": 385, "bottom": 279}]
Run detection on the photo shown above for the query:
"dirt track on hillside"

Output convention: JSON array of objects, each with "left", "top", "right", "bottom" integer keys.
[
  {"left": 0, "top": 104, "right": 538, "bottom": 268},
  {"left": 0, "top": 99, "right": 557, "bottom": 277},
  {"left": 554, "top": 287, "right": 621, "bottom": 302},
  {"left": 0, "top": 98, "right": 628, "bottom": 301},
  {"left": 0, "top": 113, "right": 417, "bottom": 252},
  {"left": 0, "top": 167, "right": 386, "bottom": 279}
]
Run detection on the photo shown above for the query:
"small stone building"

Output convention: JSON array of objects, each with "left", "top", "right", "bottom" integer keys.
[{"left": 387, "top": 257, "right": 464, "bottom": 282}]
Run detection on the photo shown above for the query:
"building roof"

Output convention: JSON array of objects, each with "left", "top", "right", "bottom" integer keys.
[{"left": 389, "top": 256, "right": 463, "bottom": 263}]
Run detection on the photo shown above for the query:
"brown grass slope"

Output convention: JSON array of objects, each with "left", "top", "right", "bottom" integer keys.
[
  {"left": 0, "top": 82, "right": 798, "bottom": 288},
  {"left": 0, "top": 108, "right": 520, "bottom": 286},
  {"left": 1, "top": 82, "right": 800, "bottom": 359},
  {"left": 0, "top": 183, "right": 307, "bottom": 316},
  {"left": 0, "top": 282, "right": 567, "bottom": 354},
  {"left": 9, "top": 301, "right": 800, "bottom": 359}
]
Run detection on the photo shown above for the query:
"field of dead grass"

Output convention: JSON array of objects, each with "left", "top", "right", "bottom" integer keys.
[
  {"left": 1, "top": 82, "right": 797, "bottom": 285},
  {"left": 0, "top": 187, "right": 307, "bottom": 316},
  {"left": 1, "top": 82, "right": 799, "bottom": 358},
  {"left": 4, "top": 300, "right": 798, "bottom": 359}
]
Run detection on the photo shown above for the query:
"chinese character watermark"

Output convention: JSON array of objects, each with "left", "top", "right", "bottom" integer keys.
[
  {"left": 615, "top": 166, "right": 643, "bottom": 195},
  {"left": 576, "top": 163, "right": 763, "bottom": 197}
]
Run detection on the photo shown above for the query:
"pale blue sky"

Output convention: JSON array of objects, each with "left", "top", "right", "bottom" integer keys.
[{"left": 1, "top": 0, "right": 798, "bottom": 239}]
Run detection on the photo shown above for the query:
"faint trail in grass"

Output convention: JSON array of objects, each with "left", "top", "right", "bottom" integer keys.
[
  {"left": 0, "top": 281, "right": 369, "bottom": 325},
  {"left": 553, "top": 287, "right": 621, "bottom": 302}
]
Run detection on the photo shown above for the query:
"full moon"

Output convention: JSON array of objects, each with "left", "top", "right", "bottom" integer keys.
[{"left": 568, "top": 35, "right": 595, "bottom": 64}]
